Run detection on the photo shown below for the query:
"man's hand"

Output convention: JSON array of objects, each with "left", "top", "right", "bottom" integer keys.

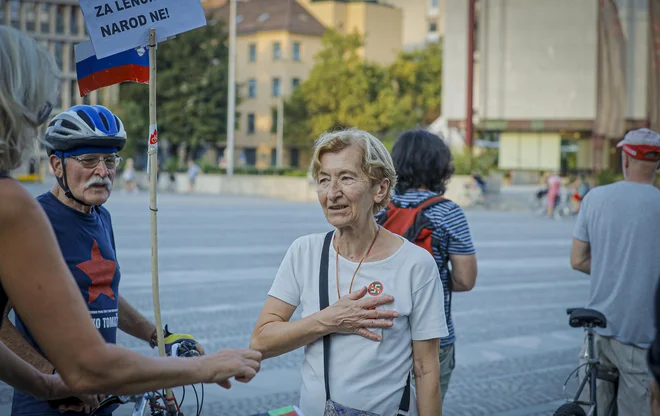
[{"left": 203, "top": 348, "right": 262, "bottom": 389}]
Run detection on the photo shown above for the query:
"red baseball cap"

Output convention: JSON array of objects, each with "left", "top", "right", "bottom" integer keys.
[{"left": 616, "top": 128, "right": 660, "bottom": 162}]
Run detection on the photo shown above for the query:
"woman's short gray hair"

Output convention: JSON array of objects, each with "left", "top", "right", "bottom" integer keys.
[
  {"left": 0, "top": 25, "right": 60, "bottom": 172},
  {"left": 309, "top": 128, "right": 397, "bottom": 213}
]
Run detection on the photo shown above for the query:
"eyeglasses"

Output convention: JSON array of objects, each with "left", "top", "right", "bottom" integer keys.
[{"left": 70, "top": 155, "right": 123, "bottom": 169}]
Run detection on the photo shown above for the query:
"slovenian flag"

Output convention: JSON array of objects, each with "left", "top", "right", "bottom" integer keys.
[{"left": 74, "top": 40, "right": 149, "bottom": 97}]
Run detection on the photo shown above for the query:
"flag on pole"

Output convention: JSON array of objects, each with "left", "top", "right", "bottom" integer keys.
[
  {"left": 649, "top": 0, "right": 660, "bottom": 132},
  {"left": 74, "top": 40, "right": 149, "bottom": 97}
]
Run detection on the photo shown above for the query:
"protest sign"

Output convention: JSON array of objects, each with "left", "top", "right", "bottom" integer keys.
[{"left": 79, "top": 0, "right": 206, "bottom": 59}]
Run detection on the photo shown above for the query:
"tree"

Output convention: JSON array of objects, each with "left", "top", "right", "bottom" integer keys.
[
  {"left": 388, "top": 41, "right": 443, "bottom": 125},
  {"left": 283, "top": 31, "right": 444, "bottom": 150},
  {"left": 115, "top": 18, "right": 235, "bottom": 162},
  {"left": 283, "top": 29, "right": 399, "bottom": 148}
]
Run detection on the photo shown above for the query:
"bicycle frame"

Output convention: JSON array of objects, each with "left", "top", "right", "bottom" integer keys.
[{"left": 569, "top": 327, "right": 618, "bottom": 416}]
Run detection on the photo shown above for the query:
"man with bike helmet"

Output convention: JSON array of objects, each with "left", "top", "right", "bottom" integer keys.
[
  {"left": 2, "top": 105, "right": 202, "bottom": 416},
  {"left": 570, "top": 128, "right": 660, "bottom": 415}
]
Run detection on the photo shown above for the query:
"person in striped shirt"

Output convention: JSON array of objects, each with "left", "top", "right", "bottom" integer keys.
[{"left": 379, "top": 129, "right": 478, "bottom": 400}]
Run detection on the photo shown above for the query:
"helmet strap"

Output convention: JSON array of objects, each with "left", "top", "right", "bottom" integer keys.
[{"left": 57, "top": 157, "right": 93, "bottom": 208}]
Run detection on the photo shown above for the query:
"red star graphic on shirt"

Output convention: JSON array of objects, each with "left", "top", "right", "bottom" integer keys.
[{"left": 77, "top": 240, "right": 117, "bottom": 304}]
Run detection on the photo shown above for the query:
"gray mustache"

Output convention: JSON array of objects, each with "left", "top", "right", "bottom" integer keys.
[{"left": 84, "top": 176, "right": 113, "bottom": 190}]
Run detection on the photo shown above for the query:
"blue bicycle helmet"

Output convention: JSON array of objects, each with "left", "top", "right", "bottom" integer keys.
[
  {"left": 44, "top": 105, "right": 126, "bottom": 155},
  {"left": 44, "top": 105, "right": 127, "bottom": 206}
]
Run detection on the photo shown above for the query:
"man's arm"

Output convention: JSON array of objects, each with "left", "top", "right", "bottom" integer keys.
[
  {"left": 118, "top": 296, "right": 157, "bottom": 343},
  {"left": 412, "top": 338, "right": 441, "bottom": 416},
  {"left": 0, "top": 302, "right": 54, "bottom": 374},
  {"left": 570, "top": 238, "right": 591, "bottom": 275}
]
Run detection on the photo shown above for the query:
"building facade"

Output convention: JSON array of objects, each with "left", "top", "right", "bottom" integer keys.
[
  {"left": 2, "top": 0, "right": 119, "bottom": 176},
  {"left": 385, "top": 0, "right": 444, "bottom": 51},
  {"left": 212, "top": 0, "right": 403, "bottom": 169},
  {"left": 442, "top": 0, "right": 652, "bottom": 178}
]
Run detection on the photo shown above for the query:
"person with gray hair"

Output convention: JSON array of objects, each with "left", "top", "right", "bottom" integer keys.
[
  {"left": 251, "top": 128, "right": 447, "bottom": 416},
  {"left": 0, "top": 24, "right": 262, "bottom": 405},
  {"left": 570, "top": 128, "right": 660, "bottom": 415}
]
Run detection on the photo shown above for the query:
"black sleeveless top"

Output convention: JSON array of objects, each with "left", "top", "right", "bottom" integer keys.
[{"left": 0, "top": 171, "right": 11, "bottom": 327}]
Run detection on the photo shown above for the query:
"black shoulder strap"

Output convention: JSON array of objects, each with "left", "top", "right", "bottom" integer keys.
[
  {"left": 319, "top": 230, "right": 410, "bottom": 411},
  {"left": 320, "top": 231, "right": 333, "bottom": 402}
]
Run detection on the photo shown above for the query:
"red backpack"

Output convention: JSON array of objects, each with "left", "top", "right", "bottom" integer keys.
[{"left": 376, "top": 195, "right": 448, "bottom": 256}]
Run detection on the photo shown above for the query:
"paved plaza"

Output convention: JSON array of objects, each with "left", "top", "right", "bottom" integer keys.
[{"left": 0, "top": 181, "right": 590, "bottom": 415}]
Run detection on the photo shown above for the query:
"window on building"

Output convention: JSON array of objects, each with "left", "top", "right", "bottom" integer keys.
[
  {"left": 271, "top": 108, "right": 278, "bottom": 133},
  {"left": 55, "top": 5, "right": 65, "bottom": 33},
  {"left": 292, "top": 42, "right": 301, "bottom": 61},
  {"left": 290, "top": 148, "right": 300, "bottom": 168},
  {"left": 25, "top": 4, "right": 36, "bottom": 32},
  {"left": 244, "top": 148, "right": 257, "bottom": 166},
  {"left": 272, "top": 77, "right": 281, "bottom": 97},
  {"left": 247, "top": 113, "right": 255, "bottom": 134},
  {"left": 53, "top": 41, "right": 64, "bottom": 69},
  {"left": 292, "top": 78, "right": 300, "bottom": 90},
  {"left": 428, "top": 22, "right": 437, "bottom": 33},
  {"left": 248, "top": 79, "right": 257, "bottom": 98},
  {"left": 271, "top": 148, "right": 277, "bottom": 166},
  {"left": 70, "top": 7, "right": 79, "bottom": 35},
  {"left": 273, "top": 42, "right": 281, "bottom": 61},
  {"left": 249, "top": 43, "right": 256, "bottom": 62},
  {"left": 40, "top": 4, "right": 50, "bottom": 33}
]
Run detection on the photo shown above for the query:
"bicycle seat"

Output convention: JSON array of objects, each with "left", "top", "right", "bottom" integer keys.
[{"left": 569, "top": 308, "right": 607, "bottom": 328}]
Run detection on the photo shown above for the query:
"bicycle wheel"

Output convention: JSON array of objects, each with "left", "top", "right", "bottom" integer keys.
[{"left": 553, "top": 403, "right": 586, "bottom": 416}]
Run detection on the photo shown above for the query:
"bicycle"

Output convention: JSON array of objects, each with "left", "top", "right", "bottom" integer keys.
[
  {"left": 89, "top": 341, "right": 205, "bottom": 416},
  {"left": 554, "top": 308, "right": 619, "bottom": 416}
]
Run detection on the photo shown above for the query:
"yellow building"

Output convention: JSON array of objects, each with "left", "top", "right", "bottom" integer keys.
[
  {"left": 2, "top": 0, "right": 120, "bottom": 178},
  {"left": 211, "top": 0, "right": 403, "bottom": 169},
  {"left": 297, "top": 0, "right": 403, "bottom": 65},
  {"left": 384, "top": 0, "right": 445, "bottom": 52}
]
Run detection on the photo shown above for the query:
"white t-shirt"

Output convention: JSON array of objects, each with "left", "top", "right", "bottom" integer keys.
[{"left": 268, "top": 231, "right": 449, "bottom": 416}]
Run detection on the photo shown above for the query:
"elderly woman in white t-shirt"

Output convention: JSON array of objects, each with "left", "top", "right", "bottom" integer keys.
[{"left": 251, "top": 128, "right": 448, "bottom": 416}]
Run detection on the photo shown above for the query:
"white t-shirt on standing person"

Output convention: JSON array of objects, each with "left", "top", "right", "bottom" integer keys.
[{"left": 268, "top": 231, "right": 449, "bottom": 416}]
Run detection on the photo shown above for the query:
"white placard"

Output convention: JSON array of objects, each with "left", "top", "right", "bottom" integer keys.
[{"left": 79, "top": 0, "right": 207, "bottom": 59}]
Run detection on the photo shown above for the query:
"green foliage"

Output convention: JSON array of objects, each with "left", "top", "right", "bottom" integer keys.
[
  {"left": 116, "top": 19, "right": 234, "bottom": 159},
  {"left": 388, "top": 42, "right": 443, "bottom": 125},
  {"left": 453, "top": 148, "right": 498, "bottom": 176},
  {"left": 595, "top": 169, "right": 624, "bottom": 186},
  {"left": 284, "top": 30, "right": 443, "bottom": 148},
  {"left": 197, "top": 164, "right": 308, "bottom": 177}
]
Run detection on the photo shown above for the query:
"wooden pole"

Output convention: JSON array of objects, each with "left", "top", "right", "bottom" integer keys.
[{"left": 147, "top": 28, "right": 176, "bottom": 412}]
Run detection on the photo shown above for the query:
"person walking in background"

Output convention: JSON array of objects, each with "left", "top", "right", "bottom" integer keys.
[
  {"left": 187, "top": 160, "right": 200, "bottom": 193},
  {"left": 121, "top": 157, "right": 137, "bottom": 193},
  {"left": 546, "top": 171, "right": 561, "bottom": 218}
]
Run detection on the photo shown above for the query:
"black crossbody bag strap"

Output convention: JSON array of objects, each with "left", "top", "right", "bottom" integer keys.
[
  {"left": 318, "top": 231, "right": 411, "bottom": 412},
  {"left": 320, "top": 231, "right": 333, "bottom": 402}
]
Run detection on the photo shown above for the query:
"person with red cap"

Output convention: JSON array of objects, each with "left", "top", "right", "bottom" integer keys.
[{"left": 570, "top": 128, "right": 660, "bottom": 416}]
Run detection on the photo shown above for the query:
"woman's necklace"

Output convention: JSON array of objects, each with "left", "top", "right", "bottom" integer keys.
[{"left": 335, "top": 226, "right": 380, "bottom": 299}]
